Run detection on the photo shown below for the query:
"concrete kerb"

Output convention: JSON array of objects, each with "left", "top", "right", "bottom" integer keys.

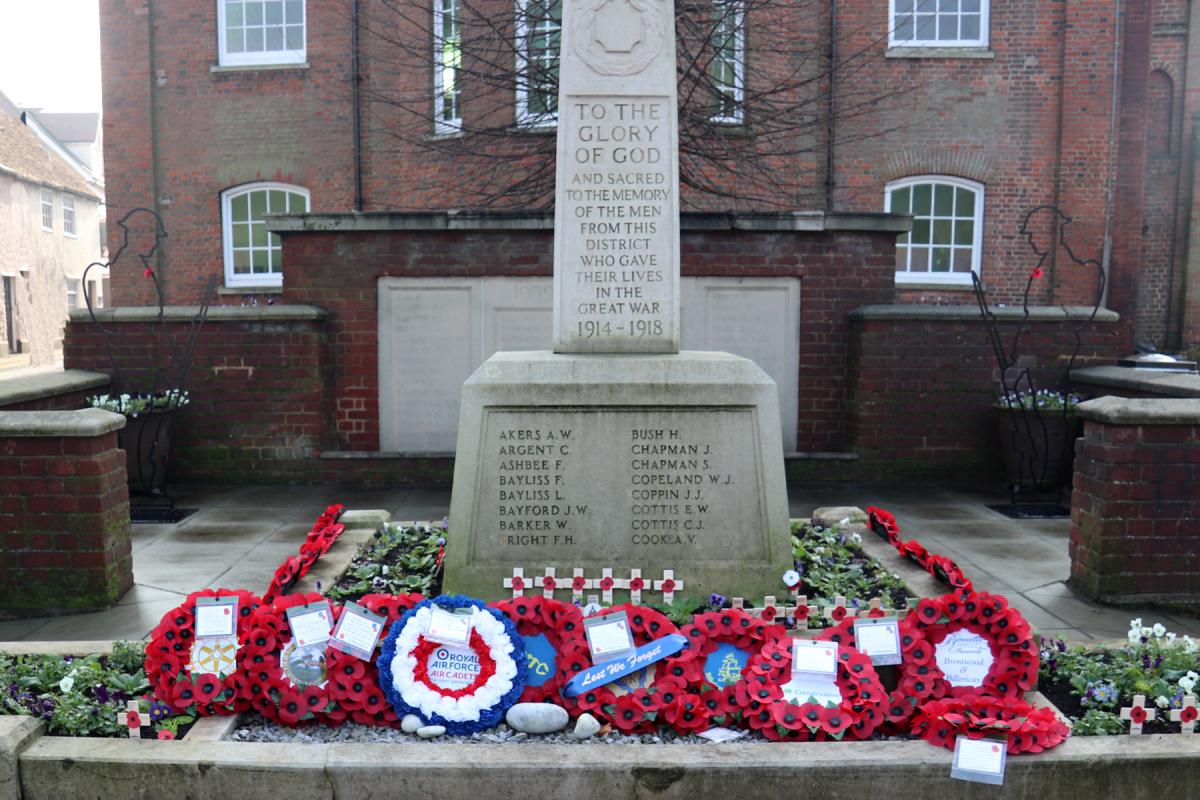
[{"left": 10, "top": 730, "right": 1200, "bottom": 800}]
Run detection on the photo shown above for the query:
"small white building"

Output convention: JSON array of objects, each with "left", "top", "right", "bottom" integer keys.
[{"left": 0, "top": 90, "right": 105, "bottom": 370}]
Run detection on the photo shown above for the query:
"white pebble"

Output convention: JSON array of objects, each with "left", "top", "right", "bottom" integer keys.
[
  {"left": 572, "top": 713, "right": 601, "bottom": 739},
  {"left": 401, "top": 714, "right": 423, "bottom": 734},
  {"left": 416, "top": 725, "right": 446, "bottom": 739},
  {"left": 505, "top": 702, "right": 570, "bottom": 734}
]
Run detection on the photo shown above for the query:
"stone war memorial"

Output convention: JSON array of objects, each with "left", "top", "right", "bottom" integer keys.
[
  {"left": 443, "top": 0, "right": 793, "bottom": 601},
  {"left": 5, "top": 0, "right": 1200, "bottom": 797}
]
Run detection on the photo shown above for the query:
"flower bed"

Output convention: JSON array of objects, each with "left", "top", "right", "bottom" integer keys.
[
  {"left": 1038, "top": 619, "right": 1199, "bottom": 735},
  {"left": 1, "top": 642, "right": 194, "bottom": 739},
  {"left": 326, "top": 522, "right": 445, "bottom": 602}
]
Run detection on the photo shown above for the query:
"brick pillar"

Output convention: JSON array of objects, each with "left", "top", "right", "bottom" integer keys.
[
  {"left": 0, "top": 409, "right": 133, "bottom": 617},
  {"left": 1069, "top": 396, "right": 1200, "bottom": 602}
]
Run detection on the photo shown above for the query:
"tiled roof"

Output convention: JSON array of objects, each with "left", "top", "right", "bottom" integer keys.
[{"left": 0, "top": 95, "right": 100, "bottom": 198}]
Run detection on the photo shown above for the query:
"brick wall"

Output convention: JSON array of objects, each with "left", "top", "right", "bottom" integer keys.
[
  {"left": 847, "top": 308, "right": 1130, "bottom": 476},
  {"left": 278, "top": 214, "right": 901, "bottom": 454},
  {"left": 63, "top": 308, "right": 329, "bottom": 482},
  {"left": 0, "top": 409, "right": 132, "bottom": 618},
  {"left": 1069, "top": 397, "right": 1200, "bottom": 602},
  {"left": 98, "top": 0, "right": 1174, "bottom": 337}
]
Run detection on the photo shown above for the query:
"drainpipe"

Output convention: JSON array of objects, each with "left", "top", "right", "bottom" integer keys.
[
  {"left": 825, "top": 0, "right": 837, "bottom": 212},
  {"left": 148, "top": 0, "right": 167, "bottom": 294},
  {"left": 352, "top": 0, "right": 364, "bottom": 212},
  {"left": 1100, "top": 0, "right": 1123, "bottom": 309}
]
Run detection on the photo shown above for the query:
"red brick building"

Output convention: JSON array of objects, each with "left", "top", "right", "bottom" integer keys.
[{"left": 97, "top": 0, "right": 1198, "bottom": 351}]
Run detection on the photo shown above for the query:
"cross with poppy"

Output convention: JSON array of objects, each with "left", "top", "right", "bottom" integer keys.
[
  {"left": 1169, "top": 695, "right": 1197, "bottom": 735},
  {"left": 653, "top": 570, "right": 683, "bottom": 605},
  {"left": 117, "top": 700, "right": 149, "bottom": 739},
  {"left": 822, "top": 595, "right": 851, "bottom": 624},
  {"left": 539, "top": 567, "right": 560, "bottom": 600},
  {"left": 597, "top": 568, "right": 620, "bottom": 604},
  {"left": 503, "top": 567, "right": 527, "bottom": 598},
  {"left": 570, "top": 568, "right": 592, "bottom": 603},
  {"left": 858, "top": 597, "right": 905, "bottom": 619},
  {"left": 625, "top": 569, "right": 646, "bottom": 604},
  {"left": 1119, "top": 694, "right": 1156, "bottom": 734},
  {"left": 791, "top": 595, "right": 819, "bottom": 631}
]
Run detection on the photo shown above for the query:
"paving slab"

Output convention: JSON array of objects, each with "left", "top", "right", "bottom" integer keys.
[{"left": 22, "top": 597, "right": 182, "bottom": 641}]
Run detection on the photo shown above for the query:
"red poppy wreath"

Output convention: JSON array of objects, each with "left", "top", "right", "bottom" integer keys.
[
  {"left": 557, "top": 604, "right": 682, "bottom": 733},
  {"left": 327, "top": 592, "right": 425, "bottom": 727},
  {"left": 903, "top": 591, "right": 1038, "bottom": 701},
  {"left": 815, "top": 612, "right": 938, "bottom": 729},
  {"left": 240, "top": 591, "right": 346, "bottom": 726},
  {"left": 492, "top": 595, "right": 586, "bottom": 703},
  {"left": 738, "top": 639, "right": 888, "bottom": 741},
  {"left": 912, "top": 693, "right": 1070, "bottom": 754},
  {"left": 145, "top": 588, "right": 261, "bottom": 716}
]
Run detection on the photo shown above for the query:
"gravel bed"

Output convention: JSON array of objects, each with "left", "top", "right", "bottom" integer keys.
[{"left": 230, "top": 716, "right": 770, "bottom": 745}]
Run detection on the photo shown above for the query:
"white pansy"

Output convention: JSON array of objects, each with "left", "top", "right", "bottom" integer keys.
[
  {"left": 1129, "top": 618, "right": 1143, "bottom": 630},
  {"left": 58, "top": 670, "right": 76, "bottom": 693},
  {"left": 1180, "top": 672, "right": 1198, "bottom": 693},
  {"left": 1166, "top": 632, "right": 1177, "bottom": 643},
  {"left": 1156, "top": 695, "right": 1170, "bottom": 709},
  {"left": 1128, "top": 628, "right": 1142, "bottom": 645},
  {"left": 1141, "top": 627, "right": 1154, "bottom": 638},
  {"left": 1152, "top": 623, "right": 1167, "bottom": 638},
  {"left": 1183, "top": 636, "right": 1198, "bottom": 653}
]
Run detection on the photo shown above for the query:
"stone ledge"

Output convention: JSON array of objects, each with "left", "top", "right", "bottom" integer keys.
[
  {"left": 1076, "top": 396, "right": 1200, "bottom": 426},
  {"left": 885, "top": 46, "right": 995, "bottom": 59},
  {"left": 1070, "top": 365, "right": 1200, "bottom": 399},
  {"left": 266, "top": 210, "right": 912, "bottom": 235},
  {"left": 69, "top": 305, "right": 328, "bottom": 323},
  {"left": 15, "top": 733, "right": 1200, "bottom": 800},
  {"left": 0, "top": 716, "right": 44, "bottom": 800},
  {"left": 850, "top": 304, "right": 1120, "bottom": 322},
  {"left": 0, "top": 369, "right": 109, "bottom": 408},
  {"left": 0, "top": 408, "right": 125, "bottom": 437}
]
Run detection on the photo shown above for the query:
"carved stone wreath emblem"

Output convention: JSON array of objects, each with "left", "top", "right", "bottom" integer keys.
[{"left": 571, "top": 0, "right": 666, "bottom": 76}]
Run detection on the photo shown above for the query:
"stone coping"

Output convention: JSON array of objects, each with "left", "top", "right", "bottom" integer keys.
[
  {"left": 10, "top": 727, "right": 1200, "bottom": 800},
  {"left": 0, "top": 407, "right": 125, "bottom": 437},
  {"left": 1070, "top": 365, "right": 1200, "bottom": 399},
  {"left": 266, "top": 210, "right": 911, "bottom": 234},
  {"left": 1076, "top": 396, "right": 1200, "bottom": 426},
  {"left": 850, "top": 304, "right": 1120, "bottom": 322},
  {"left": 69, "top": 305, "right": 327, "bottom": 323},
  {"left": 0, "top": 369, "right": 109, "bottom": 408}
]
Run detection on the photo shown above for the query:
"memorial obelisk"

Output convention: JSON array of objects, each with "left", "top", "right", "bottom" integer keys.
[{"left": 445, "top": 0, "right": 792, "bottom": 601}]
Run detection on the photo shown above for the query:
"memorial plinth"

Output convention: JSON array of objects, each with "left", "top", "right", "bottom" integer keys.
[{"left": 443, "top": 351, "right": 794, "bottom": 600}]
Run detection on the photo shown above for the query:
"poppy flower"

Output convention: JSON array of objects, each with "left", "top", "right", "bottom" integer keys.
[
  {"left": 660, "top": 579, "right": 676, "bottom": 594},
  {"left": 610, "top": 694, "right": 648, "bottom": 732},
  {"left": 664, "top": 694, "right": 711, "bottom": 734},
  {"left": 193, "top": 674, "right": 222, "bottom": 704},
  {"left": 830, "top": 606, "right": 848, "bottom": 622},
  {"left": 301, "top": 685, "right": 329, "bottom": 713},
  {"left": 1181, "top": 706, "right": 1197, "bottom": 724},
  {"left": 542, "top": 576, "right": 557, "bottom": 591},
  {"left": 171, "top": 679, "right": 197, "bottom": 709},
  {"left": 820, "top": 706, "right": 852, "bottom": 735},
  {"left": 598, "top": 577, "right": 614, "bottom": 591},
  {"left": 629, "top": 577, "right": 645, "bottom": 592},
  {"left": 772, "top": 702, "right": 810, "bottom": 732},
  {"left": 277, "top": 690, "right": 307, "bottom": 725},
  {"left": 1130, "top": 706, "right": 1147, "bottom": 724},
  {"left": 915, "top": 598, "right": 944, "bottom": 625},
  {"left": 572, "top": 576, "right": 587, "bottom": 591}
]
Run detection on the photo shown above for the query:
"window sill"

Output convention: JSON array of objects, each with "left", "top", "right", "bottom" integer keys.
[
  {"left": 211, "top": 62, "right": 311, "bottom": 74},
  {"left": 219, "top": 285, "right": 284, "bottom": 295},
  {"left": 894, "top": 279, "right": 976, "bottom": 291},
  {"left": 885, "top": 46, "right": 994, "bottom": 60}
]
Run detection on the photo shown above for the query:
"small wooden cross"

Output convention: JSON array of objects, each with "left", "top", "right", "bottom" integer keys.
[
  {"left": 625, "top": 569, "right": 645, "bottom": 604},
  {"left": 653, "top": 570, "right": 683, "bottom": 605},
  {"left": 539, "top": 567, "right": 559, "bottom": 600},
  {"left": 1120, "top": 694, "right": 1157, "bottom": 734},
  {"left": 597, "top": 567, "right": 618, "bottom": 605},
  {"left": 792, "top": 595, "right": 819, "bottom": 631},
  {"left": 730, "top": 597, "right": 745, "bottom": 610},
  {"left": 116, "top": 700, "right": 149, "bottom": 739},
  {"left": 503, "top": 567, "right": 527, "bottom": 598},
  {"left": 822, "top": 595, "right": 850, "bottom": 624},
  {"left": 1169, "top": 695, "right": 1198, "bottom": 734},
  {"left": 570, "top": 568, "right": 591, "bottom": 603}
]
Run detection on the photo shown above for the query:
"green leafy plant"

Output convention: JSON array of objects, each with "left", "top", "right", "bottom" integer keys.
[
  {"left": 996, "top": 388, "right": 1082, "bottom": 412},
  {"left": 327, "top": 522, "right": 445, "bottom": 602},
  {"left": 87, "top": 390, "right": 190, "bottom": 417},
  {"left": 1039, "top": 619, "right": 1199, "bottom": 735},
  {"left": 790, "top": 521, "right": 911, "bottom": 626},
  {"left": 0, "top": 644, "right": 152, "bottom": 737}
]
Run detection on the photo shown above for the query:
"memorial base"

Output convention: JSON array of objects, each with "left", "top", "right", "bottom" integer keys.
[{"left": 444, "top": 351, "right": 793, "bottom": 602}]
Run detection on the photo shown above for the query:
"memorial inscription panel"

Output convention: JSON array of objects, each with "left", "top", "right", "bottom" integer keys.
[
  {"left": 556, "top": 96, "right": 678, "bottom": 354},
  {"left": 473, "top": 407, "right": 770, "bottom": 562}
]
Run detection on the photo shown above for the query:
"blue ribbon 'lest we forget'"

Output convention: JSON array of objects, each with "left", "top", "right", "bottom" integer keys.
[{"left": 563, "top": 634, "right": 690, "bottom": 698}]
